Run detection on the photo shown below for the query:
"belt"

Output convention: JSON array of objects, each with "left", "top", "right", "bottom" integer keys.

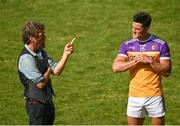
[
  {"left": 25, "top": 97, "right": 52, "bottom": 104},
  {"left": 26, "top": 98, "right": 43, "bottom": 104},
  {"left": 31, "top": 99, "right": 42, "bottom": 104}
]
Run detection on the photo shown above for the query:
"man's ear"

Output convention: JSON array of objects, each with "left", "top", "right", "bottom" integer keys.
[{"left": 145, "top": 27, "right": 150, "bottom": 31}]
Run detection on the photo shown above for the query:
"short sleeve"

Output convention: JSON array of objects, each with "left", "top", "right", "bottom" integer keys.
[
  {"left": 118, "top": 42, "right": 128, "bottom": 58},
  {"left": 160, "top": 42, "right": 170, "bottom": 60},
  {"left": 18, "top": 54, "right": 44, "bottom": 85},
  {"left": 48, "top": 57, "right": 57, "bottom": 71},
  {"left": 42, "top": 50, "right": 57, "bottom": 71}
]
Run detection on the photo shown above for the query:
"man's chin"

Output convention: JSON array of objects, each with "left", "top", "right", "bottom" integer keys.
[
  {"left": 132, "top": 34, "right": 137, "bottom": 39},
  {"left": 42, "top": 44, "right": 45, "bottom": 48},
  {"left": 38, "top": 45, "right": 45, "bottom": 50}
]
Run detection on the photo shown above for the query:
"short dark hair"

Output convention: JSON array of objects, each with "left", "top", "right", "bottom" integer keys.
[
  {"left": 133, "top": 12, "right": 152, "bottom": 28},
  {"left": 22, "top": 21, "right": 44, "bottom": 45}
]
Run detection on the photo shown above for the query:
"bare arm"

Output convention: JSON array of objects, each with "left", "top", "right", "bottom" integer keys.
[
  {"left": 150, "top": 59, "right": 171, "bottom": 76},
  {"left": 36, "top": 42, "right": 73, "bottom": 89},
  {"left": 112, "top": 56, "right": 139, "bottom": 73},
  {"left": 53, "top": 43, "right": 74, "bottom": 76},
  {"left": 136, "top": 54, "right": 172, "bottom": 77},
  {"left": 36, "top": 67, "right": 52, "bottom": 89}
]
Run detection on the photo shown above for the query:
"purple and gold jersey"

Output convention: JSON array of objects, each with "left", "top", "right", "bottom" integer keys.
[{"left": 118, "top": 35, "right": 170, "bottom": 97}]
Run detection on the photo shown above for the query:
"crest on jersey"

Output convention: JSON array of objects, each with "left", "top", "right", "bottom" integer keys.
[{"left": 151, "top": 45, "right": 156, "bottom": 50}]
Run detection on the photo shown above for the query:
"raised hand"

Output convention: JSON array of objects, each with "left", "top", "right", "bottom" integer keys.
[{"left": 64, "top": 42, "right": 74, "bottom": 56}]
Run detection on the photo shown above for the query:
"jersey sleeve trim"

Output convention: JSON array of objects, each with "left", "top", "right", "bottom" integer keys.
[
  {"left": 160, "top": 57, "right": 170, "bottom": 60},
  {"left": 118, "top": 54, "right": 128, "bottom": 58}
]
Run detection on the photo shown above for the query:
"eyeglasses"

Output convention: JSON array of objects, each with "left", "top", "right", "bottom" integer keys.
[{"left": 35, "top": 32, "right": 45, "bottom": 40}]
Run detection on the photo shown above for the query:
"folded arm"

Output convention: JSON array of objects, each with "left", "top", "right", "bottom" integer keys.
[
  {"left": 112, "top": 56, "right": 139, "bottom": 72},
  {"left": 36, "top": 67, "right": 52, "bottom": 89},
  {"left": 134, "top": 54, "right": 172, "bottom": 77}
]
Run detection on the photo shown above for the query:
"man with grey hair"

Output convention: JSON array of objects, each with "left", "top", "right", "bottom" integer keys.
[{"left": 18, "top": 21, "right": 74, "bottom": 124}]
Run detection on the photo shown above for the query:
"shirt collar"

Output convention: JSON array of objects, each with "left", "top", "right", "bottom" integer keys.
[
  {"left": 25, "top": 44, "right": 38, "bottom": 57},
  {"left": 137, "top": 34, "right": 153, "bottom": 43}
]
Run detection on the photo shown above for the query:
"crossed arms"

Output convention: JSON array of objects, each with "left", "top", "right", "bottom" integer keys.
[{"left": 112, "top": 54, "right": 172, "bottom": 77}]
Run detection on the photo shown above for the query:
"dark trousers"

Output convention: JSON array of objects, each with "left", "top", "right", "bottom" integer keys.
[{"left": 26, "top": 99, "right": 55, "bottom": 125}]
